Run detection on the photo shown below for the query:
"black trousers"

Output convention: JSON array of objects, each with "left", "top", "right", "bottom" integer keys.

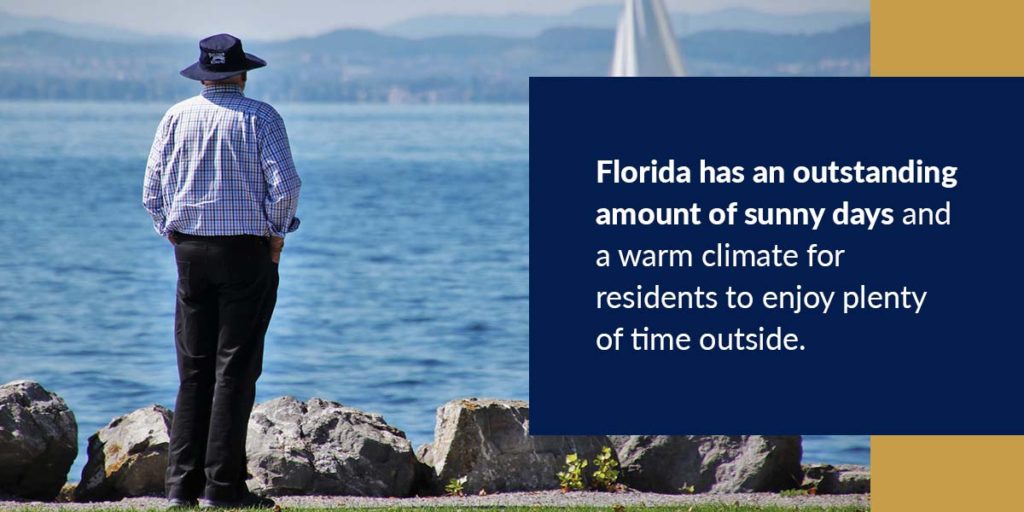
[{"left": 165, "top": 232, "right": 278, "bottom": 502}]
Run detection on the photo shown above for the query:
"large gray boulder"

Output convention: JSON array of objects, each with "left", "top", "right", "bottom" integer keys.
[
  {"left": 421, "top": 398, "right": 614, "bottom": 494},
  {"left": 610, "top": 435, "right": 802, "bottom": 493},
  {"left": 802, "top": 464, "right": 870, "bottom": 494},
  {"left": 0, "top": 380, "right": 78, "bottom": 500},
  {"left": 75, "top": 405, "right": 172, "bottom": 501},
  {"left": 246, "top": 396, "right": 417, "bottom": 497}
]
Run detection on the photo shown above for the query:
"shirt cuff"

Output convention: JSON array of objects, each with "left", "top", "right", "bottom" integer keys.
[
  {"left": 268, "top": 217, "right": 299, "bottom": 238},
  {"left": 152, "top": 216, "right": 167, "bottom": 236}
]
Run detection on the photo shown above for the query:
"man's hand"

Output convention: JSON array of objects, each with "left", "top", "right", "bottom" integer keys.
[
  {"left": 168, "top": 233, "right": 177, "bottom": 246},
  {"left": 269, "top": 236, "right": 284, "bottom": 264}
]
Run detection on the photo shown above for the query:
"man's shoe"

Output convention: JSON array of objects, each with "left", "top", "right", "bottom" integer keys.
[
  {"left": 200, "top": 492, "right": 276, "bottom": 509},
  {"left": 167, "top": 497, "right": 199, "bottom": 509}
]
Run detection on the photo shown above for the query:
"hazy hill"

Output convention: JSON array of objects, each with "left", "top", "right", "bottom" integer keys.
[
  {"left": 0, "top": 23, "right": 869, "bottom": 102},
  {"left": 385, "top": 6, "right": 869, "bottom": 38},
  {"left": 0, "top": 6, "right": 869, "bottom": 42},
  {"left": 0, "top": 10, "right": 162, "bottom": 42}
]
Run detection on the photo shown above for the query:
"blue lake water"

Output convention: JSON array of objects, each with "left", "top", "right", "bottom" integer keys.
[{"left": 0, "top": 101, "right": 868, "bottom": 481}]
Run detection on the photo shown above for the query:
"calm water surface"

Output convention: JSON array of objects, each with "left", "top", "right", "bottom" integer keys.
[{"left": 0, "top": 101, "right": 867, "bottom": 480}]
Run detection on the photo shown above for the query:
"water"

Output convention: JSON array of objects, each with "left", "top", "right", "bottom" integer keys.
[{"left": 0, "top": 101, "right": 868, "bottom": 481}]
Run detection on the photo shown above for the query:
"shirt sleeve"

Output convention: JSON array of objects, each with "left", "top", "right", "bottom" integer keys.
[
  {"left": 258, "top": 108, "right": 302, "bottom": 238},
  {"left": 142, "top": 114, "right": 170, "bottom": 236}
]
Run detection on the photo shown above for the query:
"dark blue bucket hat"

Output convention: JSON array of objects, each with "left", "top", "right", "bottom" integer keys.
[{"left": 180, "top": 33, "right": 266, "bottom": 81}]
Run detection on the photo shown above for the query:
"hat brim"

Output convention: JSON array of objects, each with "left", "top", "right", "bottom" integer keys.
[{"left": 180, "top": 53, "right": 266, "bottom": 81}]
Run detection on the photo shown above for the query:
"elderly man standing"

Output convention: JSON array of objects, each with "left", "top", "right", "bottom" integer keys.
[{"left": 143, "top": 34, "right": 301, "bottom": 509}]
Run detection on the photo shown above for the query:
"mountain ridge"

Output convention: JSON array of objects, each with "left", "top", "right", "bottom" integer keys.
[
  {"left": 0, "top": 23, "right": 869, "bottom": 102},
  {"left": 385, "top": 6, "right": 869, "bottom": 38},
  {"left": 0, "top": 6, "right": 869, "bottom": 43}
]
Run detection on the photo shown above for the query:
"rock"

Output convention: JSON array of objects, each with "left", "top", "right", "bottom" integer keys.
[
  {"left": 56, "top": 482, "right": 77, "bottom": 503},
  {"left": 610, "top": 435, "right": 802, "bottom": 493},
  {"left": 422, "top": 398, "right": 614, "bottom": 494},
  {"left": 415, "top": 443, "right": 434, "bottom": 468},
  {"left": 75, "top": 405, "right": 173, "bottom": 501},
  {"left": 802, "top": 464, "right": 870, "bottom": 494},
  {"left": 411, "top": 444, "right": 439, "bottom": 496},
  {"left": 0, "top": 380, "right": 78, "bottom": 500},
  {"left": 246, "top": 396, "right": 417, "bottom": 497}
]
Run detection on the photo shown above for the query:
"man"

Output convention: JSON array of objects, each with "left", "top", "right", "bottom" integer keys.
[{"left": 143, "top": 34, "right": 301, "bottom": 509}]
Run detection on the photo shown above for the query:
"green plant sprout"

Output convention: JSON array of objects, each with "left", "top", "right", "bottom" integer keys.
[
  {"left": 557, "top": 453, "right": 588, "bottom": 491},
  {"left": 591, "top": 446, "right": 620, "bottom": 492},
  {"left": 445, "top": 476, "right": 467, "bottom": 497}
]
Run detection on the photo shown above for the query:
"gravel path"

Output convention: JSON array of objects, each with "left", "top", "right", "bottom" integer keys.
[{"left": 0, "top": 490, "right": 869, "bottom": 510}]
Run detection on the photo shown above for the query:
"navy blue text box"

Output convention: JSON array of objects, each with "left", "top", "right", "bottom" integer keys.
[{"left": 529, "top": 77, "right": 1023, "bottom": 435}]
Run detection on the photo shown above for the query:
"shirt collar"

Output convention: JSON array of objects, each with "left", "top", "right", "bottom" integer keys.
[{"left": 201, "top": 84, "right": 244, "bottom": 98}]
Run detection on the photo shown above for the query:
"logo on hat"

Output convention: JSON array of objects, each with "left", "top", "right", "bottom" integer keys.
[{"left": 209, "top": 52, "right": 226, "bottom": 65}]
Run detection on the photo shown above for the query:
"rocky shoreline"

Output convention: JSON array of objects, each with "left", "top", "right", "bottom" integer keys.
[{"left": 0, "top": 380, "right": 869, "bottom": 504}]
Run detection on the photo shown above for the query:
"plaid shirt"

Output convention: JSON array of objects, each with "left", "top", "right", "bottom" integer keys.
[{"left": 143, "top": 84, "right": 301, "bottom": 238}]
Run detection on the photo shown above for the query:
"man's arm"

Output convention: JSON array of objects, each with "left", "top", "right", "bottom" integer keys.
[
  {"left": 258, "top": 108, "right": 302, "bottom": 258},
  {"left": 143, "top": 114, "right": 171, "bottom": 242}
]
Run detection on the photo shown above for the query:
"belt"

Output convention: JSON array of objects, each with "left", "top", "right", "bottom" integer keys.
[{"left": 172, "top": 231, "right": 266, "bottom": 243}]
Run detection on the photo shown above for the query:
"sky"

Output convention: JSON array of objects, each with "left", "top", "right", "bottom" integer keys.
[{"left": 0, "top": 0, "right": 869, "bottom": 41}]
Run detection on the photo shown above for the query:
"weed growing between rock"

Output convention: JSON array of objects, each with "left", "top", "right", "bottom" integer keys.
[
  {"left": 444, "top": 477, "right": 467, "bottom": 497},
  {"left": 558, "top": 447, "right": 623, "bottom": 493},
  {"left": 557, "top": 453, "right": 588, "bottom": 491},
  {"left": 591, "top": 447, "right": 620, "bottom": 492}
]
